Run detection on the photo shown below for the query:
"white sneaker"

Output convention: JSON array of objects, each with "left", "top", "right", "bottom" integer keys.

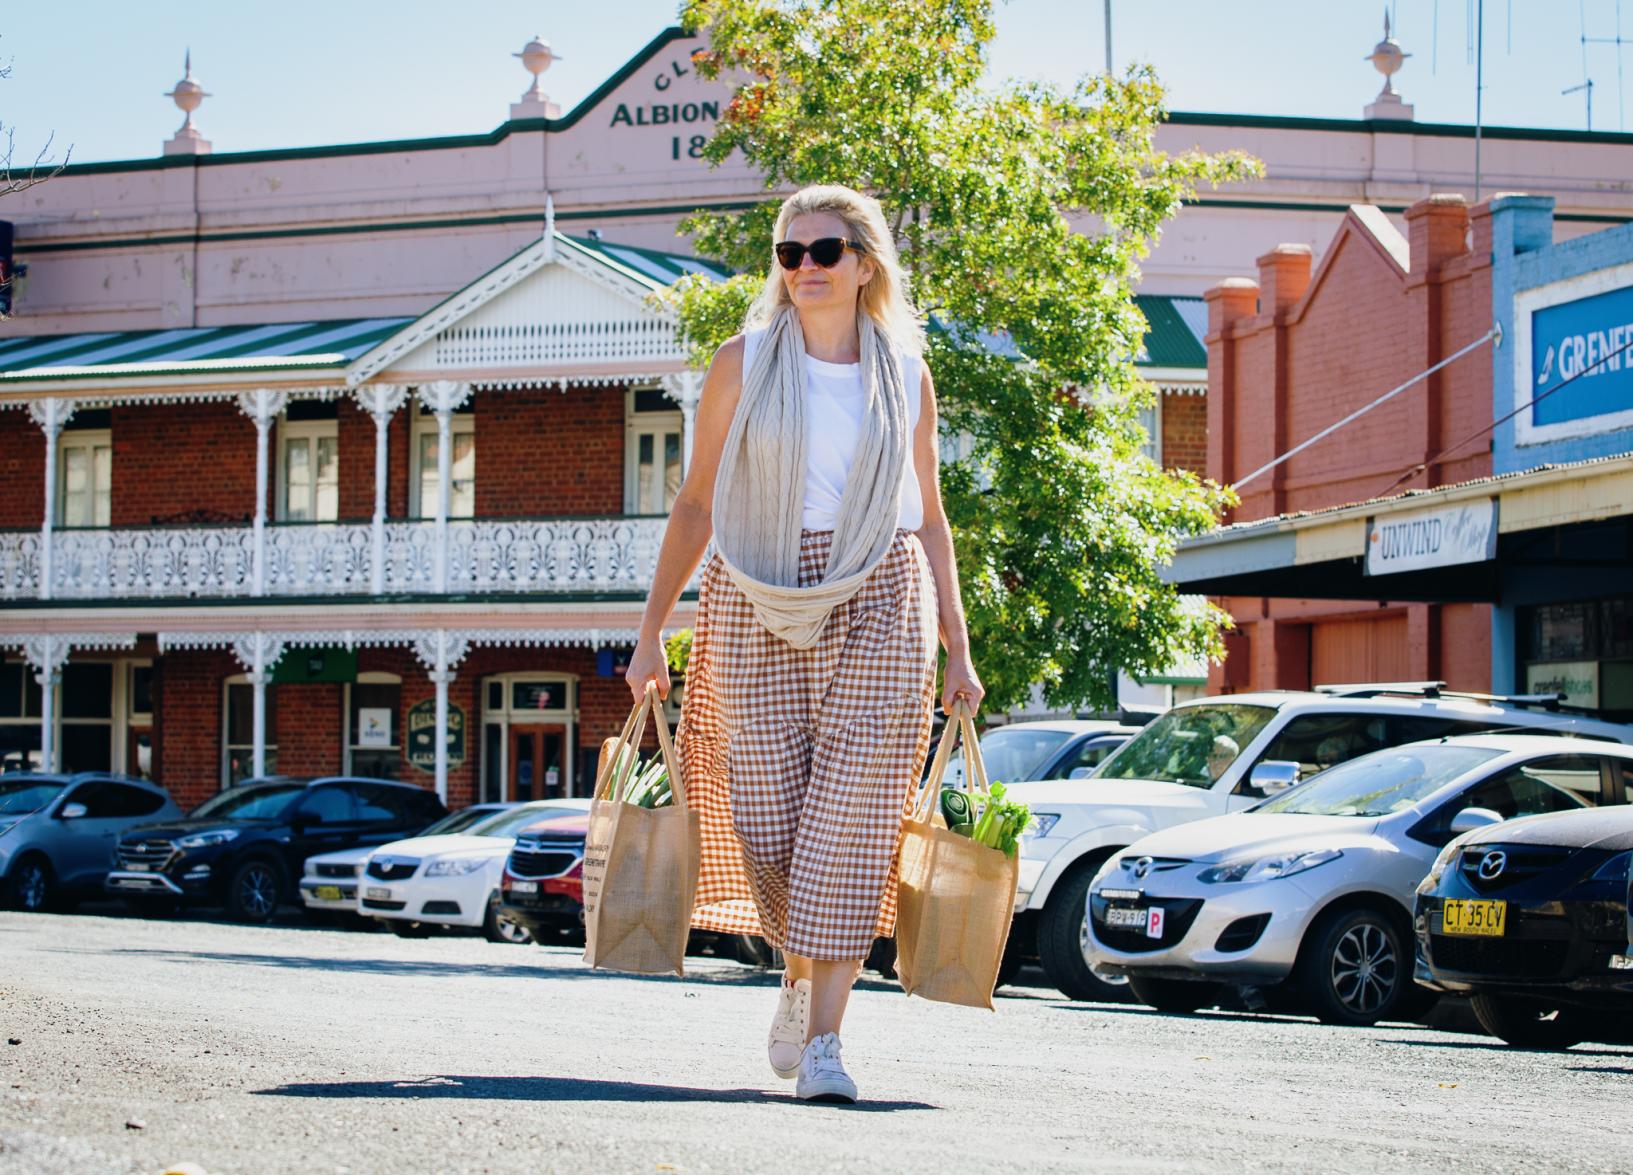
[
  {"left": 767, "top": 977, "right": 811, "bottom": 1080},
  {"left": 796, "top": 1032, "right": 857, "bottom": 1104}
]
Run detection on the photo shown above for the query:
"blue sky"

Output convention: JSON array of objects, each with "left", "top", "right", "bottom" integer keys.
[{"left": 3, "top": 1, "right": 1629, "bottom": 167}]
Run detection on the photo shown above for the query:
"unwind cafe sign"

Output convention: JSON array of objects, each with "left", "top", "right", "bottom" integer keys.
[{"left": 1365, "top": 499, "right": 1498, "bottom": 576}]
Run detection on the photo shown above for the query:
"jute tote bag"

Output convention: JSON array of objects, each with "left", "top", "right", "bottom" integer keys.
[
  {"left": 581, "top": 683, "right": 702, "bottom": 977},
  {"left": 895, "top": 698, "right": 1020, "bottom": 1010}
]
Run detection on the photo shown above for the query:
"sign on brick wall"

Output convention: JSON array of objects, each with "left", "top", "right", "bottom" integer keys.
[{"left": 407, "top": 699, "right": 465, "bottom": 773}]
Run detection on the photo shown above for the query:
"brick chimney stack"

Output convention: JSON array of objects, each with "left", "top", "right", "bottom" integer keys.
[
  {"left": 1404, "top": 194, "right": 1470, "bottom": 277},
  {"left": 1255, "top": 245, "right": 1313, "bottom": 315}
]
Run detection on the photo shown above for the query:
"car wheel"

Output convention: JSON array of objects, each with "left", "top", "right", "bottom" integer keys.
[
  {"left": 1127, "top": 975, "right": 1222, "bottom": 1013},
  {"left": 737, "top": 934, "right": 786, "bottom": 970},
  {"left": 1294, "top": 906, "right": 1408, "bottom": 1026},
  {"left": 225, "top": 858, "right": 285, "bottom": 924},
  {"left": 1470, "top": 992, "right": 1590, "bottom": 1050},
  {"left": 4, "top": 854, "right": 55, "bottom": 913},
  {"left": 1037, "top": 861, "right": 1130, "bottom": 1002},
  {"left": 387, "top": 919, "right": 433, "bottom": 938},
  {"left": 994, "top": 928, "right": 1026, "bottom": 990},
  {"left": 482, "top": 894, "right": 532, "bottom": 945}
]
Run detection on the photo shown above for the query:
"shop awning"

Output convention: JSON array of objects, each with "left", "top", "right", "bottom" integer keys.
[{"left": 1166, "top": 453, "right": 1633, "bottom": 601}]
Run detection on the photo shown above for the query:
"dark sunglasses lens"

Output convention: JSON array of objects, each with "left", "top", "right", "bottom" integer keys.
[
  {"left": 808, "top": 238, "right": 846, "bottom": 267},
  {"left": 774, "top": 242, "right": 804, "bottom": 270}
]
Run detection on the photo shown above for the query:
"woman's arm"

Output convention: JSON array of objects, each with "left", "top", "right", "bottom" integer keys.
[
  {"left": 625, "top": 335, "right": 745, "bottom": 700},
  {"left": 912, "top": 360, "right": 985, "bottom": 714}
]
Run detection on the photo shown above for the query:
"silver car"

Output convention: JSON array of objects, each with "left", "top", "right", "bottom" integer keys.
[
  {"left": 0, "top": 773, "right": 181, "bottom": 912},
  {"left": 1082, "top": 735, "right": 1633, "bottom": 1025}
]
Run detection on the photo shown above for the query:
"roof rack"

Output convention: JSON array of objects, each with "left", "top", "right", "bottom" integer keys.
[{"left": 1314, "top": 681, "right": 1578, "bottom": 713}]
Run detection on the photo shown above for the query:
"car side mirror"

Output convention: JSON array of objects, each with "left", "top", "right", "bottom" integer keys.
[
  {"left": 1448, "top": 806, "right": 1503, "bottom": 835},
  {"left": 58, "top": 802, "right": 88, "bottom": 820},
  {"left": 1068, "top": 766, "right": 1096, "bottom": 780},
  {"left": 1248, "top": 761, "right": 1301, "bottom": 797}
]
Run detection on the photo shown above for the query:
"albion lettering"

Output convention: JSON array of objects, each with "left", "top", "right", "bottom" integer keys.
[{"left": 609, "top": 100, "right": 720, "bottom": 128}]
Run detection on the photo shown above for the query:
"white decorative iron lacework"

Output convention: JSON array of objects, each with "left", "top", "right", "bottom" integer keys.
[
  {"left": 28, "top": 517, "right": 682, "bottom": 600},
  {"left": 0, "top": 531, "right": 40, "bottom": 599},
  {"left": 155, "top": 628, "right": 647, "bottom": 659}
]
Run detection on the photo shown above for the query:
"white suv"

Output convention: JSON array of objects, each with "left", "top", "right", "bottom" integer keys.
[{"left": 1003, "top": 684, "right": 1633, "bottom": 1001}]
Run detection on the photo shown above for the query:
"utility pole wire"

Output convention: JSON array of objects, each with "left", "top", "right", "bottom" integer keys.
[
  {"left": 1233, "top": 326, "right": 1500, "bottom": 491},
  {"left": 1376, "top": 333, "right": 1633, "bottom": 498}
]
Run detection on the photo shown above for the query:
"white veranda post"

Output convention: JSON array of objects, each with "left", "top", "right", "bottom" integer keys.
[
  {"left": 662, "top": 371, "right": 705, "bottom": 472},
  {"left": 355, "top": 383, "right": 408, "bottom": 594},
  {"left": 416, "top": 631, "right": 470, "bottom": 804},
  {"left": 234, "top": 634, "right": 286, "bottom": 781},
  {"left": 22, "top": 635, "right": 69, "bottom": 772},
  {"left": 417, "top": 382, "right": 471, "bottom": 594},
  {"left": 28, "top": 399, "right": 77, "bottom": 602},
  {"left": 237, "top": 389, "right": 290, "bottom": 596}
]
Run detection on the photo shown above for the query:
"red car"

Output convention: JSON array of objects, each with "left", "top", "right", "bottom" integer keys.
[{"left": 498, "top": 813, "right": 587, "bottom": 945}]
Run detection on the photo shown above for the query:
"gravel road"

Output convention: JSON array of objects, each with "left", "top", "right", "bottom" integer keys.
[{"left": 2, "top": 908, "right": 1630, "bottom": 1175}]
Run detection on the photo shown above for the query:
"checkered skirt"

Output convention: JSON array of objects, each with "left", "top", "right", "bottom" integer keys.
[{"left": 679, "top": 528, "right": 938, "bottom": 961}]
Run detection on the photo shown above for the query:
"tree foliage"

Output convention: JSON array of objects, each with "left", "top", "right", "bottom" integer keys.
[{"left": 661, "top": 0, "right": 1259, "bottom": 711}]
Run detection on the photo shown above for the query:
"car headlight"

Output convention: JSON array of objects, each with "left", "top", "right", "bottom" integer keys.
[
  {"left": 1022, "top": 813, "right": 1061, "bottom": 841},
  {"left": 1591, "top": 849, "right": 1633, "bottom": 882},
  {"left": 1198, "top": 848, "right": 1342, "bottom": 885},
  {"left": 1418, "top": 840, "right": 1467, "bottom": 894},
  {"left": 177, "top": 829, "right": 239, "bottom": 849},
  {"left": 425, "top": 857, "right": 486, "bottom": 877}
]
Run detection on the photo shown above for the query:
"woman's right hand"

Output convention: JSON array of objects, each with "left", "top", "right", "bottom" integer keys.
[{"left": 625, "top": 634, "right": 672, "bottom": 702}]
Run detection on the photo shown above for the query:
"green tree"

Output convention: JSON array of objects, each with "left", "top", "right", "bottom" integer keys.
[{"left": 660, "top": 0, "right": 1258, "bottom": 711}]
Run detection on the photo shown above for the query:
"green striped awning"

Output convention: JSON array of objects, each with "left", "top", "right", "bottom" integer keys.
[{"left": 0, "top": 317, "right": 412, "bottom": 383}]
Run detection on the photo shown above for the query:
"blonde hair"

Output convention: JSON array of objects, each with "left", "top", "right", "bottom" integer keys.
[{"left": 743, "top": 184, "right": 925, "bottom": 354}]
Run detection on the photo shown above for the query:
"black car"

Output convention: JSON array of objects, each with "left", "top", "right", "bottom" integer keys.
[
  {"left": 1415, "top": 805, "right": 1633, "bottom": 1048},
  {"left": 108, "top": 776, "right": 447, "bottom": 923}
]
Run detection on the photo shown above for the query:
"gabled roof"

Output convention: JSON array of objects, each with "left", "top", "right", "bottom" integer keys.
[
  {"left": 0, "top": 318, "right": 409, "bottom": 384},
  {"left": 1135, "top": 295, "right": 1207, "bottom": 369}
]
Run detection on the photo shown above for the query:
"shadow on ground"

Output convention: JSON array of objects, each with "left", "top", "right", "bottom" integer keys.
[{"left": 252, "top": 1074, "right": 936, "bottom": 1111}]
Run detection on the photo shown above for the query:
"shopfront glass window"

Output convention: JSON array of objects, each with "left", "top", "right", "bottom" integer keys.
[
  {"left": 225, "top": 682, "right": 279, "bottom": 787},
  {"left": 349, "top": 681, "right": 402, "bottom": 780}
]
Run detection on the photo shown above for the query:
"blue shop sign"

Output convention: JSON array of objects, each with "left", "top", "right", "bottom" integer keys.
[{"left": 1531, "top": 280, "right": 1633, "bottom": 427}]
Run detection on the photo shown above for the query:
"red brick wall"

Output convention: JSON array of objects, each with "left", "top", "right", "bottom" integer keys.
[
  {"left": 110, "top": 401, "right": 259, "bottom": 526},
  {"left": 1159, "top": 392, "right": 1207, "bottom": 473},
  {"left": 154, "top": 649, "right": 237, "bottom": 810},
  {"left": 273, "top": 683, "right": 344, "bottom": 776},
  {"left": 335, "top": 400, "right": 377, "bottom": 523},
  {"left": 476, "top": 385, "right": 624, "bottom": 516},
  {"left": 0, "top": 412, "right": 43, "bottom": 528}
]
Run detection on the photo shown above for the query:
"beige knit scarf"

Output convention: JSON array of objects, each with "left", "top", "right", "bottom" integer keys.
[{"left": 711, "top": 305, "right": 911, "bottom": 649}]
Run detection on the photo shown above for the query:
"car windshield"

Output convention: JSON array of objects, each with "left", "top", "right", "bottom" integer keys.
[
  {"left": 945, "top": 728, "right": 1073, "bottom": 784},
  {"left": 1098, "top": 704, "right": 1277, "bottom": 788},
  {"left": 471, "top": 805, "right": 581, "bottom": 837},
  {"left": 189, "top": 783, "right": 306, "bottom": 821},
  {"left": 0, "top": 778, "right": 63, "bottom": 816},
  {"left": 1256, "top": 745, "right": 1506, "bottom": 817},
  {"left": 418, "top": 807, "right": 502, "bottom": 837}
]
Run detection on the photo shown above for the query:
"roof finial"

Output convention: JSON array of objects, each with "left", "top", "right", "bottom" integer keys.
[
  {"left": 163, "top": 49, "right": 213, "bottom": 155},
  {"left": 545, "top": 191, "right": 556, "bottom": 240},
  {"left": 1364, "top": 8, "right": 1415, "bottom": 121},
  {"left": 511, "top": 35, "right": 563, "bottom": 120}
]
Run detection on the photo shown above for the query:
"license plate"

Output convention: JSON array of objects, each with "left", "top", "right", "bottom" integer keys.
[
  {"left": 1105, "top": 905, "right": 1147, "bottom": 928},
  {"left": 126, "top": 863, "right": 151, "bottom": 872},
  {"left": 509, "top": 881, "right": 539, "bottom": 894},
  {"left": 1442, "top": 899, "right": 1506, "bottom": 937},
  {"left": 366, "top": 887, "right": 391, "bottom": 900},
  {"left": 313, "top": 885, "right": 343, "bottom": 902}
]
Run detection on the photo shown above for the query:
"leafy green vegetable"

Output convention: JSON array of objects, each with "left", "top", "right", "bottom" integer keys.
[
  {"left": 962, "top": 781, "right": 1032, "bottom": 858},
  {"left": 940, "top": 788, "right": 975, "bottom": 829},
  {"left": 605, "top": 745, "right": 674, "bottom": 808}
]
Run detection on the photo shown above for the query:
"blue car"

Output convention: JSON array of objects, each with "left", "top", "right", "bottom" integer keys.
[{"left": 0, "top": 773, "right": 182, "bottom": 912}]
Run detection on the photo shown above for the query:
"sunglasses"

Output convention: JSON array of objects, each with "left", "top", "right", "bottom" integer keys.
[{"left": 774, "top": 237, "right": 866, "bottom": 271}]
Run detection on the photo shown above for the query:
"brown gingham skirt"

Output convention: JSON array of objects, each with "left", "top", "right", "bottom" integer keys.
[{"left": 678, "top": 528, "right": 939, "bottom": 961}]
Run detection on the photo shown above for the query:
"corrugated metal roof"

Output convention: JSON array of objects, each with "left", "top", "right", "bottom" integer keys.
[
  {"left": 558, "top": 234, "right": 733, "bottom": 290},
  {"left": 0, "top": 317, "right": 412, "bottom": 383},
  {"left": 1134, "top": 295, "right": 1207, "bottom": 369}
]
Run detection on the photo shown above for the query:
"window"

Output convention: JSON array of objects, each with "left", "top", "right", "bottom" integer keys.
[
  {"left": 296, "top": 786, "right": 355, "bottom": 824},
  {"left": 1614, "top": 759, "right": 1633, "bottom": 803},
  {"left": 355, "top": 783, "right": 427, "bottom": 826},
  {"left": 1099, "top": 703, "right": 1278, "bottom": 788},
  {"left": 626, "top": 388, "right": 682, "bottom": 515},
  {"left": 345, "top": 674, "right": 402, "bottom": 780},
  {"left": 59, "top": 662, "right": 113, "bottom": 773},
  {"left": 411, "top": 407, "right": 475, "bottom": 519},
  {"left": 66, "top": 781, "right": 166, "bottom": 819},
  {"left": 1136, "top": 397, "right": 1161, "bottom": 464},
  {"left": 1245, "top": 713, "right": 1493, "bottom": 787},
  {"left": 1463, "top": 756, "right": 1598, "bottom": 816},
  {"left": 1054, "top": 735, "right": 1130, "bottom": 779},
  {"left": 277, "top": 418, "right": 339, "bottom": 522},
  {"left": 223, "top": 677, "right": 278, "bottom": 788},
  {"left": 58, "top": 429, "right": 111, "bottom": 526},
  {"left": 0, "top": 661, "right": 42, "bottom": 773}
]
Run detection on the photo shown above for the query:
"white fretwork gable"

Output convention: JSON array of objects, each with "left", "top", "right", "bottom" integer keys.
[{"left": 348, "top": 233, "right": 697, "bottom": 389}]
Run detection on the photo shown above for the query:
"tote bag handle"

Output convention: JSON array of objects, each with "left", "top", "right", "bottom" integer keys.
[
  {"left": 591, "top": 682, "right": 690, "bottom": 812},
  {"left": 914, "top": 697, "right": 991, "bottom": 822}
]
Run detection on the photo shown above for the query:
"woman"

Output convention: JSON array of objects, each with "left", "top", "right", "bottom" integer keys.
[{"left": 626, "top": 184, "right": 982, "bottom": 1104}]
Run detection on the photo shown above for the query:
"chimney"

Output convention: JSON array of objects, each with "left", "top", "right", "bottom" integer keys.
[
  {"left": 1403, "top": 194, "right": 1470, "bottom": 277},
  {"left": 1205, "top": 277, "right": 1260, "bottom": 337},
  {"left": 1256, "top": 245, "right": 1312, "bottom": 315}
]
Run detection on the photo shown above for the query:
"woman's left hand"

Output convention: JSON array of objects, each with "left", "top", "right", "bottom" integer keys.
[{"left": 941, "top": 654, "right": 985, "bottom": 716}]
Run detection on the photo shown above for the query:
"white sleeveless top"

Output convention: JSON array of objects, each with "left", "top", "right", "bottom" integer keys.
[{"left": 742, "top": 328, "right": 923, "bottom": 532}]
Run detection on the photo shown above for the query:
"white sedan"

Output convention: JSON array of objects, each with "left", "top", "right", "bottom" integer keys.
[
  {"left": 360, "top": 800, "right": 590, "bottom": 942},
  {"left": 300, "top": 802, "right": 517, "bottom": 919}
]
